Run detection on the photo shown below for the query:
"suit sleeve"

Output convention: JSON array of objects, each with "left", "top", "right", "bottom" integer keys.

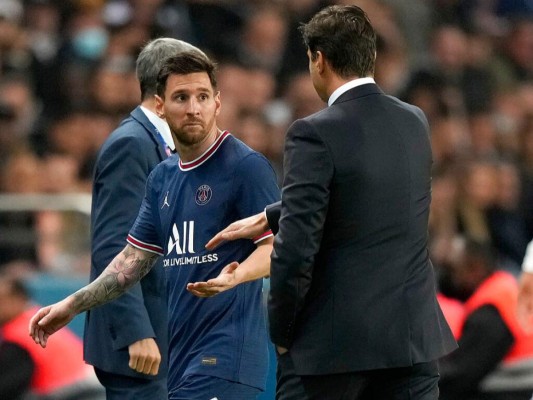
[
  {"left": 268, "top": 119, "right": 334, "bottom": 348},
  {"left": 265, "top": 201, "right": 281, "bottom": 234},
  {"left": 92, "top": 135, "right": 159, "bottom": 350}
]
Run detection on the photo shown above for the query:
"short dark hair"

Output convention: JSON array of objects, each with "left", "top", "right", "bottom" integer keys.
[
  {"left": 156, "top": 52, "right": 217, "bottom": 97},
  {"left": 136, "top": 38, "right": 206, "bottom": 101},
  {"left": 299, "top": 5, "right": 376, "bottom": 79}
]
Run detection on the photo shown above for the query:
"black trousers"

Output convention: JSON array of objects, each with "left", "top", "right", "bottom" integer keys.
[{"left": 276, "top": 353, "right": 439, "bottom": 400}]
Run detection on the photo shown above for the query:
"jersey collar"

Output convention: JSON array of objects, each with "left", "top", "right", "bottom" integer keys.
[{"left": 179, "top": 130, "right": 230, "bottom": 171}]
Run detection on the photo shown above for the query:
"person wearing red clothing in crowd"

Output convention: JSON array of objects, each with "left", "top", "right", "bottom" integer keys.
[
  {"left": 0, "top": 275, "right": 104, "bottom": 400},
  {"left": 439, "top": 238, "right": 533, "bottom": 400}
]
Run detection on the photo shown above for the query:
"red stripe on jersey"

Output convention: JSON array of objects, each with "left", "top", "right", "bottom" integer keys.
[
  {"left": 127, "top": 235, "right": 164, "bottom": 255},
  {"left": 179, "top": 131, "right": 230, "bottom": 171},
  {"left": 253, "top": 230, "right": 273, "bottom": 244}
]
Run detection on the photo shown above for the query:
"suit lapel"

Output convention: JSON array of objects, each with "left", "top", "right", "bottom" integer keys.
[
  {"left": 332, "top": 83, "right": 384, "bottom": 106},
  {"left": 130, "top": 106, "right": 167, "bottom": 161}
]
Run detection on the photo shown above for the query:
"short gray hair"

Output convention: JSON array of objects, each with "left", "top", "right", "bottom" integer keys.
[{"left": 136, "top": 38, "right": 206, "bottom": 101}]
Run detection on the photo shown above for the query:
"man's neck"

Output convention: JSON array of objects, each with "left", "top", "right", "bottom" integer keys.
[
  {"left": 140, "top": 97, "right": 157, "bottom": 113},
  {"left": 326, "top": 76, "right": 353, "bottom": 99},
  {"left": 176, "top": 127, "right": 221, "bottom": 162}
]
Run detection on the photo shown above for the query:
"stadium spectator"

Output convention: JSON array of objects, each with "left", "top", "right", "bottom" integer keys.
[
  {"left": 0, "top": 75, "right": 47, "bottom": 157},
  {"left": 490, "top": 18, "right": 533, "bottom": 91},
  {"left": 46, "top": 108, "right": 112, "bottom": 190},
  {"left": 24, "top": 0, "right": 64, "bottom": 116},
  {"left": 236, "top": 4, "right": 288, "bottom": 75},
  {"left": 0, "top": 275, "right": 105, "bottom": 400},
  {"left": 486, "top": 161, "right": 529, "bottom": 273},
  {"left": 34, "top": 210, "right": 90, "bottom": 276},
  {"left": 429, "top": 165, "right": 460, "bottom": 242},
  {"left": 276, "top": 0, "right": 324, "bottom": 90},
  {"left": 3, "top": 1, "right": 533, "bottom": 398},
  {"left": 456, "top": 159, "right": 498, "bottom": 246},
  {"left": 440, "top": 238, "right": 533, "bottom": 400},
  {"left": 89, "top": 57, "right": 139, "bottom": 116},
  {"left": 0, "top": 150, "right": 41, "bottom": 266},
  {"left": 406, "top": 24, "right": 494, "bottom": 116}
]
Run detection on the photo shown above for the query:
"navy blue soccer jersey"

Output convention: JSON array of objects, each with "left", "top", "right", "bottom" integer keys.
[{"left": 127, "top": 131, "right": 280, "bottom": 393}]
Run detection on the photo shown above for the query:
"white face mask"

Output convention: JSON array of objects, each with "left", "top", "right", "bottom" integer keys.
[{"left": 72, "top": 27, "right": 109, "bottom": 60}]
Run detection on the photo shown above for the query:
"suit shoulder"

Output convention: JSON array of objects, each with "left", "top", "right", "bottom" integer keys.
[
  {"left": 301, "top": 105, "right": 331, "bottom": 123},
  {"left": 290, "top": 108, "right": 335, "bottom": 139},
  {"left": 106, "top": 117, "right": 153, "bottom": 143},
  {"left": 98, "top": 117, "right": 154, "bottom": 155},
  {"left": 384, "top": 95, "right": 429, "bottom": 127}
]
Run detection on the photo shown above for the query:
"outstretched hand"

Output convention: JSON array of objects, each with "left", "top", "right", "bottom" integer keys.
[
  {"left": 518, "top": 272, "right": 533, "bottom": 332},
  {"left": 28, "top": 298, "right": 76, "bottom": 348},
  {"left": 205, "top": 212, "right": 269, "bottom": 250},
  {"left": 187, "top": 262, "right": 240, "bottom": 297}
]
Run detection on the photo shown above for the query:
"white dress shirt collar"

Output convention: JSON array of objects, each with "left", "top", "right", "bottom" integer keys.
[
  {"left": 328, "top": 77, "right": 376, "bottom": 107},
  {"left": 140, "top": 106, "right": 175, "bottom": 150}
]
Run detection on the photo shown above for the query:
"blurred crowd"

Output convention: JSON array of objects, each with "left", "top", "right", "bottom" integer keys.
[
  {"left": 0, "top": 0, "right": 532, "bottom": 279},
  {"left": 2, "top": 0, "right": 533, "bottom": 398}
]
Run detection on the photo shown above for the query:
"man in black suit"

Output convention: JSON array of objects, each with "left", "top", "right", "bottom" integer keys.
[
  {"left": 85, "top": 38, "right": 204, "bottom": 400},
  {"left": 207, "top": 5, "right": 457, "bottom": 399}
]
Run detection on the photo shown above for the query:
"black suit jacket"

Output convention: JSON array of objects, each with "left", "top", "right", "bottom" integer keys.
[
  {"left": 267, "top": 83, "right": 457, "bottom": 375},
  {"left": 84, "top": 107, "right": 168, "bottom": 378}
]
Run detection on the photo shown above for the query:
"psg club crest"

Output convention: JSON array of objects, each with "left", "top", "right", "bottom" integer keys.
[{"left": 195, "top": 184, "right": 212, "bottom": 205}]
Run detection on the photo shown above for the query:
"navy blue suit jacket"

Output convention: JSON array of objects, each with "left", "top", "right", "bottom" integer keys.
[{"left": 84, "top": 107, "right": 168, "bottom": 379}]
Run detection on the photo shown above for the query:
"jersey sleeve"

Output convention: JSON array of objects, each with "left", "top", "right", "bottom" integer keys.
[
  {"left": 234, "top": 153, "right": 281, "bottom": 244},
  {"left": 127, "top": 170, "right": 164, "bottom": 255}
]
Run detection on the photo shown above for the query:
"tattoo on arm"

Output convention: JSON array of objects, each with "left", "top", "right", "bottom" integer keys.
[{"left": 70, "top": 244, "right": 158, "bottom": 313}]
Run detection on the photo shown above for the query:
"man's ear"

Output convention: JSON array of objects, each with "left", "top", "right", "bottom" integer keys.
[
  {"left": 155, "top": 95, "right": 164, "bottom": 118},
  {"left": 214, "top": 90, "right": 221, "bottom": 117},
  {"left": 315, "top": 51, "right": 325, "bottom": 74}
]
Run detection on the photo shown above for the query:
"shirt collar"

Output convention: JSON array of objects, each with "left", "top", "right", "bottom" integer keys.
[
  {"left": 179, "top": 130, "right": 230, "bottom": 171},
  {"left": 328, "top": 77, "right": 376, "bottom": 106},
  {"left": 139, "top": 106, "right": 176, "bottom": 151}
]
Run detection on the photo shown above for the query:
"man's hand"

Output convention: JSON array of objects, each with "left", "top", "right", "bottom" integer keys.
[
  {"left": 518, "top": 272, "right": 533, "bottom": 332},
  {"left": 128, "top": 338, "right": 161, "bottom": 375},
  {"left": 28, "top": 298, "right": 76, "bottom": 348},
  {"left": 276, "top": 346, "right": 288, "bottom": 355},
  {"left": 187, "top": 262, "right": 240, "bottom": 297},
  {"left": 205, "top": 212, "right": 269, "bottom": 250}
]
